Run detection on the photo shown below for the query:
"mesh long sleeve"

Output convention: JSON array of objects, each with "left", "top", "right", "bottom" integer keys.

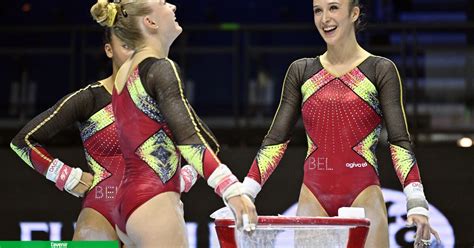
[
  {"left": 140, "top": 58, "right": 221, "bottom": 179},
  {"left": 247, "top": 59, "right": 307, "bottom": 185},
  {"left": 375, "top": 57, "right": 421, "bottom": 187},
  {"left": 11, "top": 85, "right": 95, "bottom": 175}
]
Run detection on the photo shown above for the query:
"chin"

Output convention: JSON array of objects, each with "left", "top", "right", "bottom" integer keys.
[
  {"left": 174, "top": 28, "right": 183, "bottom": 40},
  {"left": 322, "top": 34, "right": 339, "bottom": 46},
  {"left": 170, "top": 28, "right": 183, "bottom": 42},
  {"left": 323, "top": 38, "right": 336, "bottom": 46},
  {"left": 318, "top": 30, "right": 332, "bottom": 43}
]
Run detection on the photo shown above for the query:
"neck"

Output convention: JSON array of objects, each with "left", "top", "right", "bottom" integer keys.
[
  {"left": 324, "top": 31, "right": 361, "bottom": 64},
  {"left": 101, "top": 75, "right": 114, "bottom": 94},
  {"left": 112, "top": 63, "right": 119, "bottom": 79},
  {"left": 135, "top": 37, "right": 171, "bottom": 58}
]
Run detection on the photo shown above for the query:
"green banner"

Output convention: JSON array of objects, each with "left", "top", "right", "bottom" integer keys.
[
  {"left": 0, "top": 241, "right": 119, "bottom": 248},
  {"left": 219, "top": 22, "right": 240, "bottom": 31}
]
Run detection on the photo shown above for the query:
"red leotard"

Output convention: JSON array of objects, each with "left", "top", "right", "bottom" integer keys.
[
  {"left": 112, "top": 57, "right": 223, "bottom": 232},
  {"left": 247, "top": 56, "right": 422, "bottom": 216},
  {"left": 11, "top": 82, "right": 126, "bottom": 225}
]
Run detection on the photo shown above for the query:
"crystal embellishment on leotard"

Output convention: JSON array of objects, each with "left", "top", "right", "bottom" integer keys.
[
  {"left": 85, "top": 151, "right": 112, "bottom": 189},
  {"left": 79, "top": 104, "right": 115, "bottom": 142},
  {"left": 127, "top": 69, "right": 165, "bottom": 123},
  {"left": 342, "top": 69, "right": 382, "bottom": 115},
  {"left": 177, "top": 144, "right": 206, "bottom": 177},
  {"left": 255, "top": 141, "right": 289, "bottom": 184},
  {"left": 353, "top": 124, "right": 382, "bottom": 173},
  {"left": 301, "top": 70, "right": 333, "bottom": 104},
  {"left": 390, "top": 144, "right": 417, "bottom": 183},
  {"left": 136, "top": 129, "right": 179, "bottom": 183}
]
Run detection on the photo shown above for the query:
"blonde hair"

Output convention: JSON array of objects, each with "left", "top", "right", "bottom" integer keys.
[{"left": 90, "top": 0, "right": 153, "bottom": 49}]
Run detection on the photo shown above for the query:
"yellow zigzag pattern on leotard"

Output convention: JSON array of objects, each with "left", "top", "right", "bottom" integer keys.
[
  {"left": 126, "top": 69, "right": 164, "bottom": 122},
  {"left": 305, "top": 134, "right": 317, "bottom": 159},
  {"left": 85, "top": 151, "right": 112, "bottom": 189},
  {"left": 79, "top": 104, "right": 115, "bottom": 142},
  {"left": 390, "top": 144, "right": 416, "bottom": 184},
  {"left": 177, "top": 144, "right": 207, "bottom": 177},
  {"left": 353, "top": 125, "right": 382, "bottom": 174},
  {"left": 136, "top": 129, "right": 180, "bottom": 183},
  {"left": 301, "top": 70, "right": 332, "bottom": 104},
  {"left": 343, "top": 69, "right": 382, "bottom": 115},
  {"left": 10, "top": 143, "right": 34, "bottom": 169},
  {"left": 256, "top": 141, "right": 289, "bottom": 184}
]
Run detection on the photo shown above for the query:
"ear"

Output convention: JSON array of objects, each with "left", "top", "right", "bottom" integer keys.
[
  {"left": 143, "top": 15, "right": 159, "bottom": 30},
  {"left": 104, "top": 43, "right": 113, "bottom": 59},
  {"left": 351, "top": 6, "right": 360, "bottom": 22}
]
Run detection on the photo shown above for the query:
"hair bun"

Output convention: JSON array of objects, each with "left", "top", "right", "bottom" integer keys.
[{"left": 91, "top": 0, "right": 120, "bottom": 27}]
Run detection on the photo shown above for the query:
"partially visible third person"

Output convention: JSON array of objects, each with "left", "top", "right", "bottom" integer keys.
[{"left": 11, "top": 28, "right": 132, "bottom": 240}]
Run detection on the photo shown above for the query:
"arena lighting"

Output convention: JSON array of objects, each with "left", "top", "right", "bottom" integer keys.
[{"left": 457, "top": 137, "right": 473, "bottom": 148}]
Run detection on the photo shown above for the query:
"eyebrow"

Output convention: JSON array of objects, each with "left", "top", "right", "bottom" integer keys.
[{"left": 313, "top": 1, "right": 341, "bottom": 8}]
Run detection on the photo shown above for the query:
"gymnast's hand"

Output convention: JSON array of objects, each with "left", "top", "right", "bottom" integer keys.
[
  {"left": 227, "top": 194, "right": 258, "bottom": 232},
  {"left": 408, "top": 214, "right": 441, "bottom": 247},
  {"left": 70, "top": 172, "right": 93, "bottom": 197}
]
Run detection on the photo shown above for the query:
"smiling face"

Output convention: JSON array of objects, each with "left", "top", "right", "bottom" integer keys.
[{"left": 312, "top": 0, "right": 360, "bottom": 46}]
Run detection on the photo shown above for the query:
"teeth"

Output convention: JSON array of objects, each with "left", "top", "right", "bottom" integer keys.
[{"left": 323, "top": 26, "right": 336, "bottom": 32}]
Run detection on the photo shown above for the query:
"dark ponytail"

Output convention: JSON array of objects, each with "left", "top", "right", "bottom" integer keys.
[{"left": 350, "top": 0, "right": 366, "bottom": 33}]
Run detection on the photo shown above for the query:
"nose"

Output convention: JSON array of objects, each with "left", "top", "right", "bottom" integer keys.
[
  {"left": 169, "top": 3, "right": 177, "bottom": 12},
  {"left": 321, "top": 10, "right": 330, "bottom": 23}
]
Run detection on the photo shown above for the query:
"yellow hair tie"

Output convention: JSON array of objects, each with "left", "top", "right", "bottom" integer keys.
[
  {"left": 105, "top": 3, "right": 119, "bottom": 27},
  {"left": 121, "top": 0, "right": 161, "bottom": 4}
]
